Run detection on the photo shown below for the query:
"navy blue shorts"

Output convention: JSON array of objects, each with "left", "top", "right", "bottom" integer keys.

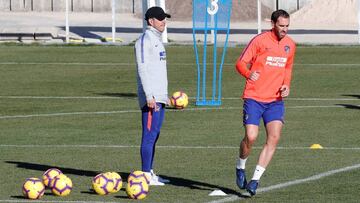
[{"left": 243, "top": 99, "right": 285, "bottom": 126}]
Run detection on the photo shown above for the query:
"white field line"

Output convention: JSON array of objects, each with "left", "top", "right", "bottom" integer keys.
[
  {"left": 1, "top": 164, "right": 360, "bottom": 203},
  {"left": 0, "top": 144, "right": 360, "bottom": 150},
  {"left": 0, "top": 110, "right": 139, "bottom": 119},
  {"left": 0, "top": 96, "right": 122, "bottom": 99},
  {"left": 0, "top": 105, "right": 356, "bottom": 120},
  {"left": 0, "top": 62, "right": 129, "bottom": 66},
  {"left": 0, "top": 96, "right": 359, "bottom": 101},
  {"left": 220, "top": 97, "right": 360, "bottom": 101},
  {"left": 209, "top": 163, "right": 360, "bottom": 203},
  {"left": 0, "top": 62, "right": 360, "bottom": 67},
  {"left": 0, "top": 200, "right": 121, "bottom": 203}
]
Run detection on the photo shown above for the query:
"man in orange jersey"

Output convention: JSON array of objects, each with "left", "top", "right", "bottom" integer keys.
[{"left": 234, "top": 10, "right": 296, "bottom": 196}]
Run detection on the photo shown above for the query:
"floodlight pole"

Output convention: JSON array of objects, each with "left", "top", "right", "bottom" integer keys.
[
  {"left": 358, "top": 0, "right": 360, "bottom": 44},
  {"left": 158, "top": 0, "right": 168, "bottom": 43},
  {"left": 142, "top": 0, "right": 147, "bottom": 33},
  {"left": 65, "top": 0, "right": 69, "bottom": 43},
  {"left": 142, "top": 0, "right": 155, "bottom": 33},
  {"left": 112, "top": 0, "right": 116, "bottom": 43},
  {"left": 257, "top": 0, "right": 261, "bottom": 34}
]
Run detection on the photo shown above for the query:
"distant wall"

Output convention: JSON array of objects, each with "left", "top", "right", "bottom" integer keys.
[
  {"left": 0, "top": 0, "right": 311, "bottom": 13},
  {"left": 262, "top": 0, "right": 313, "bottom": 13},
  {"left": 0, "top": 0, "right": 142, "bottom": 13}
]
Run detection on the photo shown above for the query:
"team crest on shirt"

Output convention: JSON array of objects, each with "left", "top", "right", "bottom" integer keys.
[
  {"left": 159, "top": 51, "right": 166, "bottom": 61},
  {"left": 284, "top": 45, "right": 290, "bottom": 54}
]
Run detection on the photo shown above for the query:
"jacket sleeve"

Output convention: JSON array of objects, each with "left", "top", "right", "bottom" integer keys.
[
  {"left": 235, "top": 38, "right": 258, "bottom": 79},
  {"left": 135, "top": 34, "right": 153, "bottom": 102},
  {"left": 283, "top": 45, "right": 296, "bottom": 87}
]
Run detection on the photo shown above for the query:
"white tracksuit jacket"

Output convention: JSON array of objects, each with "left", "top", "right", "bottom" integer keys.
[{"left": 134, "top": 26, "right": 168, "bottom": 108}]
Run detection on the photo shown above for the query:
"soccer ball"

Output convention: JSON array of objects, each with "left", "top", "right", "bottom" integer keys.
[
  {"left": 51, "top": 174, "right": 73, "bottom": 196},
  {"left": 92, "top": 172, "right": 114, "bottom": 195},
  {"left": 42, "top": 168, "right": 62, "bottom": 187},
  {"left": 22, "top": 177, "right": 45, "bottom": 200},
  {"left": 126, "top": 178, "right": 149, "bottom": 200},
  {"left": 108, "top": 172, "right": 122, "bottom": 193},
  {"left": 170, "top": 91, "right": 189, "bottom": 109},
  {"left": 127, "top": 170, "right": 150, "bottom": 185}
]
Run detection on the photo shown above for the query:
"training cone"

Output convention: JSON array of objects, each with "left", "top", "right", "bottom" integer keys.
[
  {"left": 209, "top": 189, "right": 227, "bottom": 196},
  {"left": 310, "top": 144, "right": 323, "bottom": 149}
]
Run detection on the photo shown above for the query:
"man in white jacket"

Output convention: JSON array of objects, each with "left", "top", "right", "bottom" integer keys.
[{"left": 134, "top": 6, "right": 171, "bottom": 186}]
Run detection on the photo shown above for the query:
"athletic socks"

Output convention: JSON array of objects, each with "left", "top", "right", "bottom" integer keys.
[
  {"left": 251, "top": 165, "right": 266, "bottom": 180},
  {"left": 236, "top": 157, "right": 248, "bottom": 169}
]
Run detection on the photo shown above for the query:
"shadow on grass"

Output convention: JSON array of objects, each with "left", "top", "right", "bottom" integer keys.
[
  {"left": 336, "top": 104, "right": 360, "bottom": 110},
  {"left": 6, "top": 161, "right": 99, "bottom": 177},
  {"left": 336, "top": 94, "right": 360, "bottom": 110},
  {"left": 95, "top": 92, "right": 137, "bottom": 98},
  {"left": 342, "top": 94, "right": 360, "bottom": 99},
  {"left": 6, "top": 161, "right": 249, "bottom": 198}
]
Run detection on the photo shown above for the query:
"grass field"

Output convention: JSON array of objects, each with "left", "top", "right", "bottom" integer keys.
[{"left": 0, "top": 44, "right": 359, "bottom": 202}]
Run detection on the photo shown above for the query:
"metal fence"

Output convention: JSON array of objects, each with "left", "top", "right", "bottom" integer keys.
[{"left": 0, "top": 0, "right": 142, "bottom": 12}]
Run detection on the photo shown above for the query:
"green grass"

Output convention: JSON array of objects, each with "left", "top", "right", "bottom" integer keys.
[{"left": 0, "top": 44, "right": 359, "bottom": 202}]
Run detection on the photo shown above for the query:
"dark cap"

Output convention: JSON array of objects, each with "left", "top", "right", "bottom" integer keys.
[{"left": 145, "top": 6, "right": 171, "bottom": 21}]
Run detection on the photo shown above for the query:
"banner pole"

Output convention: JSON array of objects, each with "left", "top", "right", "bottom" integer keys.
[
  {"left": 112, "top": 0, "right": 116, "bottom": 43},
  {"left": 65, "top": 0, "right": 69, "bottom": 43}
]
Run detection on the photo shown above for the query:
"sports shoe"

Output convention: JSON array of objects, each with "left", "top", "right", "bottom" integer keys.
[
  {"left": 236, "top": 168, "right": 247, "bottom": 189},
  {"left": 143, "top": 172, "right": 164, "bottom": 186},
  {"left": 151, "top": 170, "right": 170, "bottom": 183},
  {"left": 246, "top": 180, "right": 259, "bottom": 196},
  {"left": 149, "top": 176, "right": 165, "bottom": 186}
]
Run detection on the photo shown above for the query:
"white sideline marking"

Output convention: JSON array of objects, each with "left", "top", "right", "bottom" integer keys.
[
  {"left": 1, "top": 105, "right": 358, "bottom": 120},
  {"left": 0, "top": 62, "right": 360, "bottom": 67},
  {"left": 0, "top": 144, "right": 359, "bottom": 150},
  {"left": 1, "top": 164, "right": 359, "bottom": 203},
  {"left": 0, "top": 105, "right": 356, "bottom": 120},
  {"left": 0, "top": 110, "right": 139, "bottom": 119},
  {"left": 0, "top": 96, "right": 122, "bottom": 99},
  {"left": 209, "top": 163, "right": 360, "bottom": 203},
  {"left": 0, "top": 200, "right": 121, "bottom": 203},
  {"left": 220, "top": 97, "right": 360, "bottom": 101},
  {"left": 0, "top": 96, "right": 358, "bottom": 101},
  {"left": 0, "top": 62, "right": 129, "bottom": 66}
]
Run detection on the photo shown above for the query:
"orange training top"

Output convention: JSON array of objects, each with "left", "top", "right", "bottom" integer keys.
[{"left": 235, "top": 29, "right": 296, "bottom": 102}]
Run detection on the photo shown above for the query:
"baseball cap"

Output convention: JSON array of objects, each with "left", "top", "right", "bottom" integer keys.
[{"left": 145, "top": 6, "right": 171, "bottom": 21}]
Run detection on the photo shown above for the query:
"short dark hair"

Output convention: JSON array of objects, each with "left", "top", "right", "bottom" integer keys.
[{"left": 271, "top": 9, "right": 290, "bottom": 23}]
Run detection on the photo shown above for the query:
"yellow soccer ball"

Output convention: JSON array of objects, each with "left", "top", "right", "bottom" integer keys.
[
  {"left": 22, "top": 177, "right": 45, "bottom": 200},
  {"left": 127, "top": 170, "right": 150, "bottom": 185},
  {"left": 42, "top": 168, "right": 62, "bottom": 187},
  {"left": 92, "top": 172, "right": 114, "bottom": 195},
  {"left": 107, "top": 172, "right": 122, "bottom": 193},
  {"left": 126, "top": 178, "right": 149, "bottom": 200},
  {"left": 170, "top": 91, "right": 189, "bottom": 109},
  {"left": 51, "top": 174, "right": 72, "bottom": 196}
]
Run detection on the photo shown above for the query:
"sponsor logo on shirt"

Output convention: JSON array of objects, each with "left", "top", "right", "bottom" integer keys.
[
  {"left": 160, "top": 51, "right": 166, "bottom": 61},
  {"left": 265, "top": 56, "right": 287, "bottom": 67}
]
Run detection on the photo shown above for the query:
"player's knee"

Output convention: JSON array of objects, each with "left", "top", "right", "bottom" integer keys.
[
  {"left": 267, "top": 133, "right": 281, "bottom": 145},
  {"left": 244, "top": 134, "right": 257, "bottom": 145}
]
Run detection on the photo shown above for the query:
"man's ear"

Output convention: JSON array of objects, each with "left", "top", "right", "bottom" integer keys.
[
  {"left": 271, "top": 21, "right": 275, "bottom": 28},
  {"left": 148, "top": 18, "right": 154, "bottom": 26}
]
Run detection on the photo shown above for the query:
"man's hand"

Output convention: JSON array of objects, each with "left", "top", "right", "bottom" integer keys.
[
  {"left": 249, "top": 71, "right": 260, "bottom": 81},
  {"left": 147, "top": 97, "right": 156, "bottom": 109},
  {"left": 280, "top": 85, "right": 290, "bottom": 97}
]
